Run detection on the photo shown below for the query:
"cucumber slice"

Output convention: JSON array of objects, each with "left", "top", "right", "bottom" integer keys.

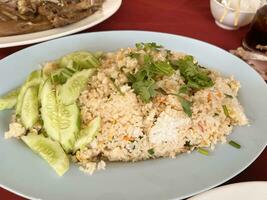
[
  {"left": 16, "top": 70, "right": 42, "bottom": 115},
  {"left": 40, "top": 80, "right": 80, "bottom": 153},
  {"left": 74, "top": 116, "right": 101, "bottom": 152},
  {"left": 21, "top": 134, "right": 69, "bottom": 176},
  {"left": 50, "top": 67, "right": 76, "bottom": 85},
  {"left": 40, "top": 79, "right": 60, "bottom": 142},
  {"left": 0, "top": 87, "right": 20, "bottom": 111},
  {"left": 58, "top": 69, "right": 95, "bottom": 105},
  {"left": 58, "top": 102, "right": 80, "bottom": 153},
  {"left": 59, "top": 51, "right": 100, "bottom": 71},
  {"left": 21, "top": 86, "right": 39, "bottom": 129},
  {"left": 42, "top": 62, "right": 59, "bottom": 77},
  {"left": 93, "top": 51, "right": 104, "bottom": 59},
  {"left": 38, "top": 79, "right": 45, "bottom": 102}
]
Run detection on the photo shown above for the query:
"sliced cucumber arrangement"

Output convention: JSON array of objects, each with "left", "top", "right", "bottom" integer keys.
[
  {"left": 21, "top": 86, "right": 39, "bottom": 129},
  {"left": 59, "top": 51, "right": 100, "bottom": 70},
  {"left": 74, "top": 116, "right": 101, "bottom": 152},
  {"left": 58, "top": 69, "right": 96, "bottom": 105},
  {"left": 22, "top": 134, "right": 69, "bottom": 176},
  {"left": 16, "top": 70, "right": 42, "bottom": 115},
  {"left": 0, "top": 87, "right": 20, "bottom": 111},
  {"left": 1, "top": 50, "right": 102, "bottom": 176}
]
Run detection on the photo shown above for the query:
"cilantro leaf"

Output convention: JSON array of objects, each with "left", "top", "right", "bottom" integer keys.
[
  {"left": 127, "top": 52, "right": 175, "bottom": 103},
  {"left": 127, "top": 73, "right": 136, "bottom": 83},
  {"left": 143, "top": 54, "right": 153, "bottom": 67},
  {"left": 179, "top": 84, "right": 190, "bottom": 94},
  {"left": 135, "top": 42, "right": 163, "bottom": 51},
  {"left": 172, "top": 93, "right": 192, "bottom": 117},
  {"left": 173, "top": 56, "right": 214, "bottom": 90},
  {"left": 153, "top": 61, "right": 175, "bottom": 76},
  {"left": 108, "top": 76, "right": 124, "bottom": 96},
  {"left": 222, "top": 105, "right": 230, "bottom": 117},
  {"left": 132, "top": 79, "right": 156, "bottom": 103},
  {"left": 156, "top": 87, "right": 168, "bottom": 95},
  {"left": 148, "top": 148, "right": 155, "bottom": 155},
  {"left": 127, "top": 52, "right": 140, "bottom": 59},
  {"left": 178, "top": 96, "right": 192, "bottom": 117}
]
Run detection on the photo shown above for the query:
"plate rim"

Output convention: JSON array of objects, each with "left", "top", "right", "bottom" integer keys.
[
  {"left": 0, "top": 30, "right": 266, "bottom": 200},
  {"left": 0, "top": 0, "right": 122, "bottom": 48},
  {"left": 188, "top": 181, "right": 267, "bottom": 200}
]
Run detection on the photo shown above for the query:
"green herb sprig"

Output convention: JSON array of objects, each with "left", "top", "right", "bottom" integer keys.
[
  {"left": 172, "top": 56, "right": 214, "bottom": 91},
  {"left": 108, "top": 76, "right": 124, "bottom": 96},
  {"left": 222, "top": 105, "right": 230, "bottom": 118},
  {"left": 228, "top": 140, "right": 241, "bottom": 149},
  {"left": 172, "top": 93, "right": 192, "bottom": 117},
  {"left": 136, "top": 42, "right": 163, "bottom": 51},
  {"left": 197, "top": 148, "right": 209, "bottom": 156},
  {"left": 127, "top": 53, "right": 174, "bottom": 103},
  {"left": 148, "top": 148, "right": 155, "bottom": 155}
]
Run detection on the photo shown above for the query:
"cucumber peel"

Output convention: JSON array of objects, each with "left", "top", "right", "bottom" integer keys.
[
  {"left": 21, "top": 86, "right": 39, "bottom": 129},
  {"left": 58, "top": 69, "right": 95, "bottom": 105},
  {"left": 40, "top": 79, "right": 60, "bottom": 142},
  {"left": 42, "top": 62, "right": 59, "bottom": 78},
  {"left": 50, "top": 67, "right": 76, "bottom": 85},
  {"left": 57, "top": 101, "right": 80, "bottom": 153},
  {"left": 74, "top": 116, "right": 101, "bottom": 152},
  {"left": 22, "top": 134, "right": 69, "bottom": 176},
  {"left": 59, "top": 51, "right": 100, "bottom": 70},
  {"left": 16, "top": 70, "right": 42, "bottom": 115},
  {"left": 0, "top": 87, "right": 20, "bottom": 111}
]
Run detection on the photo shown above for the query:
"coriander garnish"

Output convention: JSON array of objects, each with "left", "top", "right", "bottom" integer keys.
[
  {"left": 197, "top": 148, "right": 209, "bottom": 156},
  {"left": 135, "top": 42, "right": 163, "bottom": 51},
  {"left": 108, "top": 76, "right": 124, "bottom": 96},
  {"left": 222, "top": 105, "right": 230, "bottom": 117},
  {"left": 172, "top": 56, "right": 214, "bottom": 90},
  {"left": 184, "top": 141, "right": 192, "bottom": 147},
  {"left": 179, "top": 84, "right": 190, "bottom": 94},
  {"left": 213, "top": 113, "right": 219, "bottom": 117},
  {"left": 127, "top": 53, "right": 174, "bottom": 103},
  {"left": 224, "top": 93, "right": 233, "bottom": 98},
  {"left": 172, "top": 93, "right": 192, "bottom": 117},
  {"left": 228, "top": 140, "right": 241, "bottom": 149},
  {"left": 148, "top": 148, "right": 155, "bottom": 155},
  {"left": 156, "top": 87, "right": 168, "bottom": 95},
  {"left": 127, "top": 52, "right": 140, "bottom": 59},
  {"left": 132, "top": 79, "right": 156, "bottom": 103}
]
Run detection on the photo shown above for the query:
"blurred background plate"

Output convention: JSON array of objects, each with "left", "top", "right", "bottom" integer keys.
[
  {"left": 0, "top": 0, "right": 122, "bottom": 48},
  {"left": 0, "top": 31, "right": 267, "bottom": 200},
  {"left": 189, "top": 182, "right": 267, "bottom": 200}
]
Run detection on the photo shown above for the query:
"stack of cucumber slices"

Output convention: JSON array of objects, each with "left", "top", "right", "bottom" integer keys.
[{"left": 0, "top": 51, "right": 102, "bottom": 176}]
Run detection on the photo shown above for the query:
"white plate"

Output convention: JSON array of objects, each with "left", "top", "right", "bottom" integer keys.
[
  {"left": 0, "top": 0, "right": 122, "bottom": 48},
  {"left": 189, "top": 182, "right": 267, "bottom": 200},
  {"left": 0, "top": 31, "right": 267, "bottom": 200}
]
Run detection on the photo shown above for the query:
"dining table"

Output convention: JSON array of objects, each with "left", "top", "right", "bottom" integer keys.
[{"left": 0, "top": 0, "right": 266, "bottom": 199}]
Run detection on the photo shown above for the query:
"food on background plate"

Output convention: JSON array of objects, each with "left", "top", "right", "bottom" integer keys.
[
  {"left": 0, "top": 43, "right": 248, "bottom": 176},
  {"left": 0, "top": 0, "right": 104, "bottom": 37}
]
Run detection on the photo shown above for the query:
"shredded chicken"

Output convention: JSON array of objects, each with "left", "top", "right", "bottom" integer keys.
[{"left": 4, "top": 122, "right": 26, "bottom": 139}]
